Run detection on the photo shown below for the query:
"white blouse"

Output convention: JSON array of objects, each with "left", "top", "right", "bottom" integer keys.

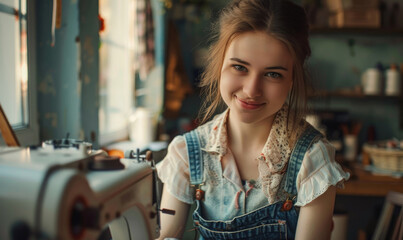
[
  {"left": 157, "top": 135, "right": 350, "bottom": 207},
  {"left": 157, "top": 108, "right": 350, "bottom": 207}
]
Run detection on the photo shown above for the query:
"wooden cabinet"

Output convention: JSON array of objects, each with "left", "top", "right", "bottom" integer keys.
[
  {"left": 309, "top": 27, "right": 403, "bottom": 36},
  {"left": 337, "top": 163, "right": 403, "bottom": 196}
]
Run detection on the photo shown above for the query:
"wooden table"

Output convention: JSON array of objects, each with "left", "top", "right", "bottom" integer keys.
[{"left": 337, "top": 162, "right": 403, "bottom": 196}]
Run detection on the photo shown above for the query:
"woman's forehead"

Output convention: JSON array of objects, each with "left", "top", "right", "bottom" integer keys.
[{"left": 224, "top": 31, "right": 293, "bottom": 68}]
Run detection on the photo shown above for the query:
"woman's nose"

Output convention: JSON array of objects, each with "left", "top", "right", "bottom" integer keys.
[{"left": 243, "top": 74, "right": 262, "bottom": 98}]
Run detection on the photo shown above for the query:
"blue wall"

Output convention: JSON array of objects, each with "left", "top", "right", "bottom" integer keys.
[
  {"left": 309, "top": 34, "right": 403, "bottom": 142},
  {"left": 79, "top": 0, "right": 100, "bottom": 146},
  {"left": 36, "top": 0, "right": 100, "bottom": 146},
  {"left": 36, "top": 0, "right": 81, "bottom": 141}
]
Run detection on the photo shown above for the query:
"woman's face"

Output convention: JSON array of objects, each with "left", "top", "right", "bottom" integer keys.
[{"left": 220, "top": 31, "right": 294, "bottom": 125}]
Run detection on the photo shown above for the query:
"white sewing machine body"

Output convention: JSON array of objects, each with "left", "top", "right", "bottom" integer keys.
[{"left": 0, "top": 142, "right": 159, "bottom": 240}]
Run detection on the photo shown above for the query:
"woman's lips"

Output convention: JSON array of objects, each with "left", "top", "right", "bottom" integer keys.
[{"left": 236, "top": 96, "right": 265, "bottom": 110}]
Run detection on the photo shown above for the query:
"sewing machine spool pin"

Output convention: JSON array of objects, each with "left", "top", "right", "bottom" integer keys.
[{"left": 125, "top": 148, "right": 149, "bottom": 163}]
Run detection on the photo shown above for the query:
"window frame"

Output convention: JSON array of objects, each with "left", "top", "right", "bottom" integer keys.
[
  {"left": 16, "top": 0, "right": 39, "bottom": 146},
  {"left": 0, "top": 0, "right": 39, "bottom": 146}
]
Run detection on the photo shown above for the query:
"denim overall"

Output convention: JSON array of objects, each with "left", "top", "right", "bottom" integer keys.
[{"left": 184, "top": 125, "right": 322, "bottom": 240}]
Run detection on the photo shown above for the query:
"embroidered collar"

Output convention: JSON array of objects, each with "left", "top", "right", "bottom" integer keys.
[
  {"left": 202, "top": 104, "right": 305, "bottom": 203},
  {"left": 203, "top": 105, "right": 292, "bottom": 163},
  {"left": 259, "top": 105, "right": 292, "bottom": 173},
  {"left": 203, "top": 109, "right": 230, "bottom": 156}
]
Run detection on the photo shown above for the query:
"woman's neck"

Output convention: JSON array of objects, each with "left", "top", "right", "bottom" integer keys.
[{"left": 226, "top": 113, "right": 275, "bottom": 153}]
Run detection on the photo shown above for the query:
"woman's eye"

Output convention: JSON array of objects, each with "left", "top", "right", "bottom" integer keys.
[
  {"left": 265, "top": 72, "right": 282, "bottom": 79},
  {"left": 232, "top": 65, "right": 247, "bottom": 72}
]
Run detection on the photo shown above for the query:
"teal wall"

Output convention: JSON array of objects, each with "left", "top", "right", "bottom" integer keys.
[
  {"left": 36, "top": 0, "right": 100, "bottom": 146},
  {"left": 309, "top": 34, "right": 403, "bottom": 142},
  {"left": 79, "top": 0, "right": 100, "bottom": 146},
  {"left": 36, "top": 0, "right": 81, "bottom": 141}
]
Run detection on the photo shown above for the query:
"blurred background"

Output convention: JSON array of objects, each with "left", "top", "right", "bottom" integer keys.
[{"left": 1, "top": 0, "right": 402, "bottom": 239}]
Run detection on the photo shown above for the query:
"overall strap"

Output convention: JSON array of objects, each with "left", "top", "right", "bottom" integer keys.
[
  {"left": 284, "top": 125, "right": 323, "bottom": 195},
  {"left": 184, "top": 130, "right": 204, "bottom": 186}
]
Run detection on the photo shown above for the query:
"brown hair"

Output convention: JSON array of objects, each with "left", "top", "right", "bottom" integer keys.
[{"left": 199, "top": 0, "right": 311, "bottom": 132}]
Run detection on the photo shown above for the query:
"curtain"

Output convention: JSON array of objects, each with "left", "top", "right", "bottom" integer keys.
[{"left": 136, "top": 0, "right": 155, "bottom": 80}]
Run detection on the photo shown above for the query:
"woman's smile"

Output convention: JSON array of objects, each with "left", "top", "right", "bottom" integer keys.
[{"left": 235, "top": 95, "right": 266, "bottom": 110}]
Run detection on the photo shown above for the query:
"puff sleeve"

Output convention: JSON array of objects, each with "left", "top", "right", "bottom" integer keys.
[
  {"left": 295, "top": 139, "right": 350, "bottom": 206},
  {"left": 156, "top": 135, "right": 194, "bottom": 204}
]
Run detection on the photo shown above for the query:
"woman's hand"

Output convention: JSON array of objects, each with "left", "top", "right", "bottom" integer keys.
[
  {"left": 295, "top": 186, "right": 336, "bottom": 240},
  {"left": 156, "top": 187, "right": 191, "bottom": 240}
]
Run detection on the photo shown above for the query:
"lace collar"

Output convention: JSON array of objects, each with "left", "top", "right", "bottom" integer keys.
[{"left": 203, "top": 104, "right": 305, "bottom": 203}]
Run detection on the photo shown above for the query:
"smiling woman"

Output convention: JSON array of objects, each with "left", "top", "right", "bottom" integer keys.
[{"left": 156, "top": 0, "right": 349, "bottom": 239}]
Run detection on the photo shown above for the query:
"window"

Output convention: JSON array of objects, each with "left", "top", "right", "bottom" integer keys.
[
  {"left": 0, "top": 0, "right": 38, "bottom": 146},
  {"left": 98, "top": 0, "right": 136, "bottom": 145}
]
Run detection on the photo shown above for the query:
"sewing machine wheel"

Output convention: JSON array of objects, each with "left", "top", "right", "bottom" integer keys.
[{"left": 108, "top": 206, "right": 151, "bottom": 240}]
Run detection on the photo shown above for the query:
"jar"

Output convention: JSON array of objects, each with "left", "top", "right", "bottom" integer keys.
[{"left": 385, "top": 63, "right": 401, "bottom": 96}]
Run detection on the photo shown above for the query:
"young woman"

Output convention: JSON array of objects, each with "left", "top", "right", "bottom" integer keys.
[{"left": 156, "top": 0, "right": 349, "bottom": 239}]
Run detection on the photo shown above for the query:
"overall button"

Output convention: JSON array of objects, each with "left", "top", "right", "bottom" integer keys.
[
  {"left": 195, "top": 189, "right": 205, "bottom": 200},
  {"left": 281, "top": 199, "right": 293, "bottom": 211}
]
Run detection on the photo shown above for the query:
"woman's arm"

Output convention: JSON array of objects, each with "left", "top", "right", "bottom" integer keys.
[
  {"left": 295, "top": 186, "right": 336, "bottom": 240},
  {"left": 156, "top": 186, "right": 191, "bottom": 240}
]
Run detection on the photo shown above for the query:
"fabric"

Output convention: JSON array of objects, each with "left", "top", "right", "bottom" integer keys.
[
  {"left": 256, "top": 105, "right": 306, "bottom": 204},
  {"left": 156, "top": 106, "right": 350, "bottom": 210},
  {"left": 164, "top": 21, "right": 193, "bottom": 118},
  {"left": 186, "top": 125, "right": 321, "bottom": 239},
  {"left": 135, "top": 0, "right": 155, "bottom": 80}
]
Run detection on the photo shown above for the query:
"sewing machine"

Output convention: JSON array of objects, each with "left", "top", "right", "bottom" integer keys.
[{"left": 0, "top": 139, "right": 167, "bottom": 240}]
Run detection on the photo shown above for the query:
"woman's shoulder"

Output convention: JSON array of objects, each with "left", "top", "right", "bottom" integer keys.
[
  {"left": 164, "top": 110, "right": 226, "bottom": 158},
  {"left": 167, "top": 134, "right": 186, "bottom": 151},
  {"left": 307, "top": 138, "right": 335, "bottom": 164},
  {"left": 164, "top": 117, "right": 218, "bottom": 158}
]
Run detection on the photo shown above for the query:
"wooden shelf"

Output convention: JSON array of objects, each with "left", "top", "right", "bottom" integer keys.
[
  {"left": 309, "top": 90, "right": 401, "bottom": 100},
  {"left": 337, "top": 163, "right": 403, "bottom": 196},
  {"left": 309, "top": 27, "right": 403, "bottom": 36},
  {"left": 309, "top": 90, "right": 403, "bottom": 128}
]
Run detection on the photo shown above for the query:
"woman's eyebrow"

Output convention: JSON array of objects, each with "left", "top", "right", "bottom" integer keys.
[
  {"left": 230, "top": 57, "right": 250, "bottom": 65},
  {"left": 229, "top": 57, "right": 288, "bottom": 71},
  {"left": 265, "top": 66, "right": 288, "bottom": 71}
]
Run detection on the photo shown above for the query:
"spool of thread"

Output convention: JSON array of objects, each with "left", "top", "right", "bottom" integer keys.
[
  {"left": 344, "top": 134, "right": 358, "bottom": 162},
  {"left": 385, "top": 63, "right": 401, "bottom": 96},
  {"left": 129, "top": 108, "right": 155, "bottom": 148}
]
